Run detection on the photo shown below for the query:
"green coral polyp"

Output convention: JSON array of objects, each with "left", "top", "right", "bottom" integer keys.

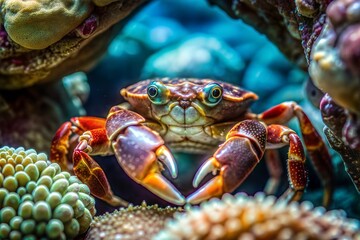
[{"left": 0, "top": 146, "right": 96, "bottom": 239}]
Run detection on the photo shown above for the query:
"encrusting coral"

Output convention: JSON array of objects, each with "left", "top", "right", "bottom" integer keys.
[
  {"left": 0, "top": 146, "right": 96, "bottom": 239},
  {"left": 86, "top": 202, "right": 181, "bottom": 240},
  {"left": 0, "top": 0, "right": 144, "bottom": 50},
  {"left": 0, "top": 0, "right": 145, "bottom": 89},
  {"left": 310, "top": 0, "right": 360, "bottom": 115},
  {"left": 1, "top": 0, "right": 94, "bottom": 50},
  {"left": 155, "top": 193, "right": 360, "bottom": 240}
]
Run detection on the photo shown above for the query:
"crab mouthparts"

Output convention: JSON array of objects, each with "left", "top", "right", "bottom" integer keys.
[{"left": 169, "top": 104, "right": 202, "bottom": 125}]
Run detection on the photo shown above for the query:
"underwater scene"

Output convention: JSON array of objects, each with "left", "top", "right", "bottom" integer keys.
[{"left": 0, "top": 0, "right": 360, "bottom": 239}]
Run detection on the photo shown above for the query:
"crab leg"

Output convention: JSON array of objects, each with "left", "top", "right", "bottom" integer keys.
[
  {"left": 266, "top": 125, "right": 307, "bottom": 202},
  {"left": 72, "top": 128, "right": 129, "bottom": 207},
  {"left": 107, "top": 106, "right": 185, "bottom": 205},
  {"left": 254, "top": 101, "right": 333, "bottom": 206},
  {"left": 50, "top": 116, "right": 128, "bottom": 206},
  {"left": 50, "top": 117, "right": 106, "bottom": 172},
  {"left": 187, "top": 120, "right": 267, "bottom": 204}
]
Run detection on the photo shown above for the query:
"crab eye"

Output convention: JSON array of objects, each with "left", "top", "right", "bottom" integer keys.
[
  {"left": 147, "top": 86, "right": 158, "bottom": 98},
  {"left": 203, "top": 83, "right": 223, "bottom": 106},
  {"left": 147, "top": 82, "right": 169, "bottom": 104}
]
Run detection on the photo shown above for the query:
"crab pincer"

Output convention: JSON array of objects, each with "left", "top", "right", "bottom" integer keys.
[
  {"left": 107, "top": 106, "right": 185, "bottom": 205},
  {"left": 187, "top": 120, "right": 267, "bottom": 204}
]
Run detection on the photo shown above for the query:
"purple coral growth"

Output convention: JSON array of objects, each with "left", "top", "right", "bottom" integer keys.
[{"left": 75, "top": 15, "right": 99, "bottom": 38}]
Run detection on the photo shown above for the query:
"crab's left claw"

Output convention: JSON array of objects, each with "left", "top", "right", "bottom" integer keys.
[
  {"left": 187, "top": 120, "right": 267, "bottom": 204},
  {"left": 112, "top": 124, "right": 185, "bottom": 205}
]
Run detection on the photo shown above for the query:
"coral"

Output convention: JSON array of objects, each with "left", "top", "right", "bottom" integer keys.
[
  {"left": 0, "top": 0, "right": 145, "bottom": 89},
  {"left": 1, "top": 0, "right": 94, "bottom": 50},
  {"left": 155, "top": 193, "right": 360, "bottom": 240},
  {"left": 86, "top": 202, "right": 181, "bottom": 240},
  {"left": 309, "top": 0, "right": 360, "bottom": 115},
  {"left": 0, "top": 146, "right": 96, "bottom": 239}
]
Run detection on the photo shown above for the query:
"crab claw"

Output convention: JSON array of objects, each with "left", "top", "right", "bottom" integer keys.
[
  {"left": 187, "top": 120, "right": 267, "bottom": 204},
  {"left": 113, "top": 125, "right": 185, "bottom": 205},
  {"left": 156, "top": 145, "right": 177, "bottom": 179},
  {"left": 187, "top": 157, "right": 224, "bottom": 204},
  {"left": 140, "top": 145, "right": 184, "bottom": 204}
]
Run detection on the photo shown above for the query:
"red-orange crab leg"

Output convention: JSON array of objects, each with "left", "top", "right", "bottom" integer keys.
[
  {"left": 50, "top": 117, "right": 106, "bottom": 171},
  {"left": 266, "top": 125, "right": 307, "bottom": 202},
  {"left": 187, "top": 120, "right": 267, "bottom": 204},
  {"left": 106, "top": 106, "right": 185, "bottom": 205},
  {"left": 50, "top": 116, "right": 127, "bottom": 206},
  {"left": 72, "top": 128, "right": 128, "bottom": 207},
  {"left": 252, "top": 101, "right": 333, "bottom": 206}
]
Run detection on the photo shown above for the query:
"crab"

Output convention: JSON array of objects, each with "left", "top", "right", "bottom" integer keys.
[{"left": 50, "top": 78, "right": 334, "bottom": 207}]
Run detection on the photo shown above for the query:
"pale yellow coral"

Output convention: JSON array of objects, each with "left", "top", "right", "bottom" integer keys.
[
  {"left": 155, "top": 193, "right": 360, "bottom": 240},
  {"left": 1, "top": 0, "right": 94, "bottom": 49}
]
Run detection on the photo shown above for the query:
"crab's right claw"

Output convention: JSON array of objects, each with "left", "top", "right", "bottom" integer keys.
[
  {"left": 113, "top": 125, "right": 185, "bottom": 205},
  {"left": 187, "top": 157, "right": 225, "bottom": 204},
  {"left": 187, "top": 120, "right": 267, "bottom": 205}
]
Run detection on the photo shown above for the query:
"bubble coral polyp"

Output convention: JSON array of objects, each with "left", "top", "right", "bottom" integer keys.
[
  {"left": 155, "top": 193, "right": 360, "bottom": 240},
  {"left": 0, "top": 146, "right": 96, "bottom": 239}
]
